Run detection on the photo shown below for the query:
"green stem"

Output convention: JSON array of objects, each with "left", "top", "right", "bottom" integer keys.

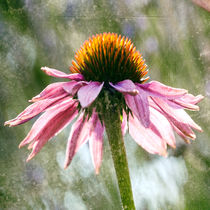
[{"left": 103, "top": 109, "right": 136, "bottom": 210}]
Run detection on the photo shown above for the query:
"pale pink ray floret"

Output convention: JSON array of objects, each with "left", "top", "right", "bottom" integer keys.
[{"left": 5, "top": 67, "right": 203, "bottom": 174}]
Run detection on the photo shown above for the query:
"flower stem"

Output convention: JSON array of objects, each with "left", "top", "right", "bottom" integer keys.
[{"left": 103, "top": 109, "right": 136, "bottom": 210}]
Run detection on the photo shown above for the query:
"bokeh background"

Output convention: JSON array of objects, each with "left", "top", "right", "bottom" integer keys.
[{"left": 0, "top": 0, "right": 210, "bottom": 209}]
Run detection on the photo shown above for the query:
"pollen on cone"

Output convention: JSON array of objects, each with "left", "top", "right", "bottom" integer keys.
[{"left": 70, "top": 33, "right": 148, "bottom": 83}]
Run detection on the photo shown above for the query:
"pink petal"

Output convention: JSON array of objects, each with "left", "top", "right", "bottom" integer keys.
[
  {"left": 64, "top": 113, "right": 90, "bottom": 169},
  {"left": 41, "top": 67, "right": 84, "bottom": 80},
  {"left": 109, "top": 80, "right": 139, "bottom": 96},
  {"left": 192, "top": 0, "right": 210, "bottom": 12},
  {"left": 171, "top": 124, "right": 191, "bottom": 144},
  {"left": 166, "top": 93, "right": 204, "bottom": 111},
  {"left": 5, "top": 93, "right": 68, "bottom": 127},
  {"left": 78, "top": 82, "right": 104, "bottom": 108},
  {"left": 62, "top": 81, "right": 88, "bottom": 96},
  {"left": 19, "top": 97, "right": 77, "bottom": 148},
  {"left": 5, "top": 118, "right": 34, "bottom": 127},
  {"left": 68, "top": 73, "right": 85, "bottom": 81},
  {"left": 121, "top": 111, "right": 128, "bottom": 135},
  {"left": 138, "top": 81, "right": 188, "bottom": 99},
  {"left": 166, "top": 99, "right": 199, "bottom": 110},
  {"left": 25, "top": 99, "right": 78, "bottom": 161},
  {"left": 89, "top": 112, "right": 104, "bottom": 174},
  {"left": 30, "top": 82, "right": 66, "bottom": 102},
  {"left": 124, "top": 87, "right": 150, "bottom": 127},
  {"left": 152, "top": 97, "right": 196, "bottom": 139},
  {"left": 179, "top": 94, "right": 204, "bottom": 105},
  {"left": 168, "top": 108, "right": 202, "bottom": 132},
  {"left": 150, "top": 107, "right": 176, "bottom": 148},
  {"left": 129, "top": 114, "right": 167, "bottom": 156}
]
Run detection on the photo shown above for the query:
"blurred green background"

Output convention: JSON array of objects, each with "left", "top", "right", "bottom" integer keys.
[{"left": 0, "top": 0, "right": 210, "bottom": 209}]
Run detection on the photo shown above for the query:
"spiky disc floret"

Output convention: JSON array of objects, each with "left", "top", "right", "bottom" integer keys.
[{"left": 70, "top": 33, "right": 148, "bottom": 83}]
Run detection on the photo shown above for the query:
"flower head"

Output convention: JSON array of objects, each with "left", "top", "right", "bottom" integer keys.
[
  {"left": 5, "top": 33, "right": 203, "bottom": 174},
  {"left": 71, "top": 33, "right": 148, "bottom": 83}
]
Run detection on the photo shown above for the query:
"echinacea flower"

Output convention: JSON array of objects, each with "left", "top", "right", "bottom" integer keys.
[{"left": 5, "top": 33, "right": 203, "bottom": 175}]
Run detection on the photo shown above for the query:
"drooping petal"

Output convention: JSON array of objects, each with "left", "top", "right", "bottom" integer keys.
[
  {"left": 5, "top": 93, "right": 68, "bottom": 127},
  {"left": 171, "top": 124, "right": 191, "bottom": 144},
  {"left": 149, "top": 96, "right": 201, "bottom": 141},
  {"left": 168, "top": 108, "right": 202, "bottom": 132},
  {"left": 64, "top": 113, "right": 90, "bottom": 169},
  {"left": 78, "top": 81, "right": 104, "bottom": 108},
  {"left": 129, "top": 114, "right": 167, "bottom": 156},
  {"left": 137, "top": 81, "right": 187, "bottom": 99},
  {"left": 166, "top": 99, "right": 200, "bottom": 110},
  {"left": 178, "top": 94, "right": 204, "bottom": 105},
  {"left": 166, "top": 93, "right": 204, "bottom": 111},
  {"left": 124, "top": 87, "right": 150, "bottom": 127},
  {"left": 192, "top": 0, "right": 210, "bottom": 12},
  {"left": 152, "top": 97, "right": 196, "bottom": 139},
  {"left": 150, "top": 107, "right": 176, "bottom": 148},
  {"left": 62, "top": 81, "right": 88, "bottom": 96},
  {"left": 19, "top": 97, "right": 77, "bottom": 148},
  {"left": 109, "top": 80, "right": 139, "bottom": 96},
  {"left": 41, "top": 66, "right": 84, "bottom": 80},
  {"left": 30, "top": 82, "right": 66, "bottom": 102},
  {"left": 68, "top": 73, "right": 85, "bottom": 81},
  {"left": 89, "top": 112, "right": 104, "bottom": 174},
  {"left": 25, "top": 98, "right": 78, "bottom": 161}
]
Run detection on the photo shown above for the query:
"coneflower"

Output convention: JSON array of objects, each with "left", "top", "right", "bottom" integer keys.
[{"left": 5, "top": 33, "right": 203, "bottom": 210}]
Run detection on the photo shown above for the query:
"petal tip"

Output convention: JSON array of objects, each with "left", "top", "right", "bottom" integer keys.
[
  {"left": 64, "top": 161, "right": 70, "bottom": 170},
  {"left": 161, "top": 150, "right": 168, "bottom": 157},
  {"left": 194, "top": 125, "right": 203, "bottom": 132},
  {"left": 171, "top": 144, "right": 176, "bottom": 149},
  {"left": 41, "top": 66, "right": 48, "bottom": 71},
  {"left": 163, "top": 153, "right": 168, "bottom": 158},
  {"left": 190, "top": 134, "right": 196, "bottom": 140},
  {"left": 27, "top": 144, "right": 33, "bottom": 150},
  {"left": 26, "top": 154, "right": 34, "bottom": 162},
  {"left": 30, "top": 95, "right": 41, "bottom": 102},
  {"left": 95, "top": 168, "right": 100, "bottom": 175},
  {"left": 4, "top": 120, "right": 15, "bottom": 127},
  {"left": 193, "top": 106, "right": 200, "bottom": 111},
  {"left": 4, "top": 121, "right": 9, "bottom": 126},
  {"left": 183, "top": 138, "right": 191, "bottom": 144}
]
